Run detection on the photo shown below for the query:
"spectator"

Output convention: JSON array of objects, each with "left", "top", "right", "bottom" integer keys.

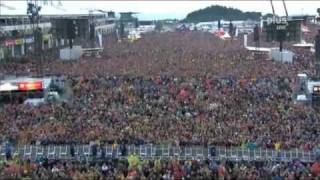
[{"left": 0, "top": 31, "right": 319, "bottom": 168}]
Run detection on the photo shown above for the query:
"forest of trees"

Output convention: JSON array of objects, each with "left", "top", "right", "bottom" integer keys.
[{"left": 183, "top": 5, "right": 262, "bottom": 22}]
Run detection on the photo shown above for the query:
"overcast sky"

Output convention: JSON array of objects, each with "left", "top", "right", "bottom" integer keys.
[{"left": 1, "top": 1, "right": 320, "bottom": 20}]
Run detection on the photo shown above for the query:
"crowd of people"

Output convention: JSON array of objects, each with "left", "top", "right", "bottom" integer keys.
[
  {"left": 0, "top": 32, "right": 319, "bottom": 151},
  {"left": 1, "top": 157, "right": 320, "bottom": 179}
]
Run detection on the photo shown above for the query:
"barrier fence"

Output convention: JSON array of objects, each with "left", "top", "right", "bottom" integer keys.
[{"left": 0, "top": 145, "right": 317, "bottom": 162}]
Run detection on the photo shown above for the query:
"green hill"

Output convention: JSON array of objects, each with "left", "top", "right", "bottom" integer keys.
[{"left": 184, "top": 5, "right": 262, "bottom": 22}]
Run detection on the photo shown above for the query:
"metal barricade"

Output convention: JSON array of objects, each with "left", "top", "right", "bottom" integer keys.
[
  {"left": 249, "top": 149, "right": 255, "bottom": 161},
  {"left": 35, "top": 146, "right": 45, "bottom": 158},
  {"left": 294, "top": 148, "right": 299, "bottom": 159},
  {"left": 116, "top": 146, "right": 122, "bottom": 157},
  {"left": 162, "top": 146, "right": 170, "bottom": 157},
  {"left": 220, "top": 147, "right": 228, "bottom": 159},
  {"left": 73, "top": 145, "right": 80, "bottom": 157},
  {"left": 266, "top": 149, "right": 273, "bottom": 160},
  {"left": 284, "top": 150, "right": 290, "bottom": 161},
  {"left": 13, "top": 146, "right": 20, "bottom": 158},
  {"left": 105, "top": 146, "right": 113, "bottom": 157},
  {"left": 184, "top": 147, "right": 192, "bottom": 159},
  {"left": 127, "top": 145, "right": 132, "bottom": 155},
  {"left": 23, "top": 145, "right": 33, "bottom": 159},
  {"left": 59, "top": 146, "right": 69, "bottom": 159},
  {"left": 298, "top": 150, "right": 303, "bottom": 160},
  {"left": 242, "top": 148, "right": 249, "bottom": 161},
  {"left": 47, "top": 146, "right": 56, "bottom": 159},
  {"left": 254, "top": 149, "right": 261, "bottom": 160},
  {"left": 0, "top": 146, "right": 5, "bottom": 159},
  {"left": 173, "top": 146, "right": 180, "bottom": 157},
  {"left": 144, "top": 145, "right": 152, "bottom": 158},
  {"left": 132, "top": 146, "right": 140, "bottom": 155},
  {"left": 195, "top": 146, "right": 204, "bottom": 159},
  {"left": 260, "top": 148, "right": 266, "bottom": 160},
  {"left": 139, "top": 145, "right": 147, "bottom": 157},
  {"left": 230, "top": 148, "right": 238, "bottom": 161},
  {"left": 82, "top": 145, "right": 91, "bottom": 157},
  {"left": 1, "top": 144, "right": 315, "bottom": 162},
  {"left": 0, "top": 145, "right": 20, "bottom": 159},
  {"left": 150, "top": 145, "right": 157, "bottom": 157},
  {"left": 308, "top": 150, "right": 315, "bottom": 162}
]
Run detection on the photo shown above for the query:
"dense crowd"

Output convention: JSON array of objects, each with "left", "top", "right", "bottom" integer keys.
[
  {"left": 0, "top": 31, "right": 319, "bottom": 152},
  {"left": 1, "top": 157, "right": 320, "bottom": 179}
]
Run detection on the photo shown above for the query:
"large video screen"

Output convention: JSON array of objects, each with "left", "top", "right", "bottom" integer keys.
[{"left": 313, "top": 86, "right": 320, "bottom": 95}]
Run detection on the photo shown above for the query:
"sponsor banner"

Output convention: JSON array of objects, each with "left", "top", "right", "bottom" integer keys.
[
  {"left": 43, "top": 34, "right": 52, "bottom": 41},
  {"left": 24, "top": 36, "right": 34, "bottom": 44},
  {"left": 18, "top": 81, "right": 43, "bottom": 91},
  {"left": 15, "top": 38, "right": 24, "bottom": 45},
  {"left": 4, "top": 39, "right": 16, "bottom": 47},
  {"left": 2, "top": 34, "right": 52, "bottom": 47}
]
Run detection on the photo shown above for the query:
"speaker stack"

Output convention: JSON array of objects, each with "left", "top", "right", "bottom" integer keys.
[
  {"left": 253, "top": 24, "right": 260, "bottom": 47},
  {"left": 67, "top": 19, "right": 76, "bottom": 49},
  {"left": 276, "top": 22, "right": 287, "bottom": 52},
  {"left": 90, "top": 23, "right": 95, "bottom": 40}
]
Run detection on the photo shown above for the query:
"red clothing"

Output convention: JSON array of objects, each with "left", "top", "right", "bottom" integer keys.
[
  {"left": 179, "top": 89, "right": 189, "bottom": 99},
  {"left": 204, "top": 79, "right": 212, "bottom": 90},
  {"left": 127, "top": 170, "right": 137, "bottom": 179},
  {"left": 173, "top": 166, "right": 184, "bottom": 180},
  {"left": 311, "top": 162, "right": 320, "bottom": 176},
  {"left": 218, "top": 165, "right": 226, "bottom": 177}
]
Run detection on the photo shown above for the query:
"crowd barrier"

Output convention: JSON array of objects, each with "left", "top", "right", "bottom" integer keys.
[{"left": 0, "top": 145, "right": 317, "bottom": 162}]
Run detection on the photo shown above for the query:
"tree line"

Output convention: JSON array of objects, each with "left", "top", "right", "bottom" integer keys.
[{"left": 183, "top": 5, "right": 262, "bottom": 23}]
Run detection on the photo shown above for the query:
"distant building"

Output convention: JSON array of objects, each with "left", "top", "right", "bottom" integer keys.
[
  {"left": 0, "top": 13, "right": 117, "bottom": 61},
  {"left": 0, "top": 15, "right": 52, "bottom": 60},
  {"left": 119, "top": 12, "right": 138, "bottom": 33},
  {"left": 107, "top": 11, "right": 116, "bottom": 19},
  {"left": 137, "top": 21, "right": 155, "bottom": 33},
  {"left": 195, "top": 20, "right": 257, "bottom": 34},
  {"left": 288, "top": 15, "right": 316, "bottom": 23},
  {"left": 50, "top": 14, "right": 116, "bottom": 48}
]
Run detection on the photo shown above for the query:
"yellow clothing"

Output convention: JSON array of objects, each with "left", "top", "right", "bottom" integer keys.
[
  {"left": 274, "top": 142, "right": 281, "bottom": 151},
  {"left": 112, "top": 142, "right": 118, "bottom": 150},
  {"left": 128, "top": 154, "right": 140, "bottom": 168},
  {"left": 241, "top": 143, "right": 246, "bottom": 149}
]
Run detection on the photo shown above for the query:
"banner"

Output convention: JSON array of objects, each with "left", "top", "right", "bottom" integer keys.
[
  {"left": 18, "top": 81, "right": 43, "bottom": 91},
  {"left": 15, "top": 38, "right": 24, "bottom": 45},
  {"left": 43, "top": 34, "right": 51, "bottom": 41},
  {"left": 4, "top": 39, "right": 15, "bottom": 47},
  {"left": 2, "top": 33, "right": 52, "bottom": 47},
  {"left": 24, "top": 36, "right": 34, "bottom": 44}
]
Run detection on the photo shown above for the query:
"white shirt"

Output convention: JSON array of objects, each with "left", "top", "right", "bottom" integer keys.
[
  {"left": 102, "top": 164, "right": 109, "bottom": 171},
  {"left": 52, "top": 167, "right": 60, "bottom": 173}
]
